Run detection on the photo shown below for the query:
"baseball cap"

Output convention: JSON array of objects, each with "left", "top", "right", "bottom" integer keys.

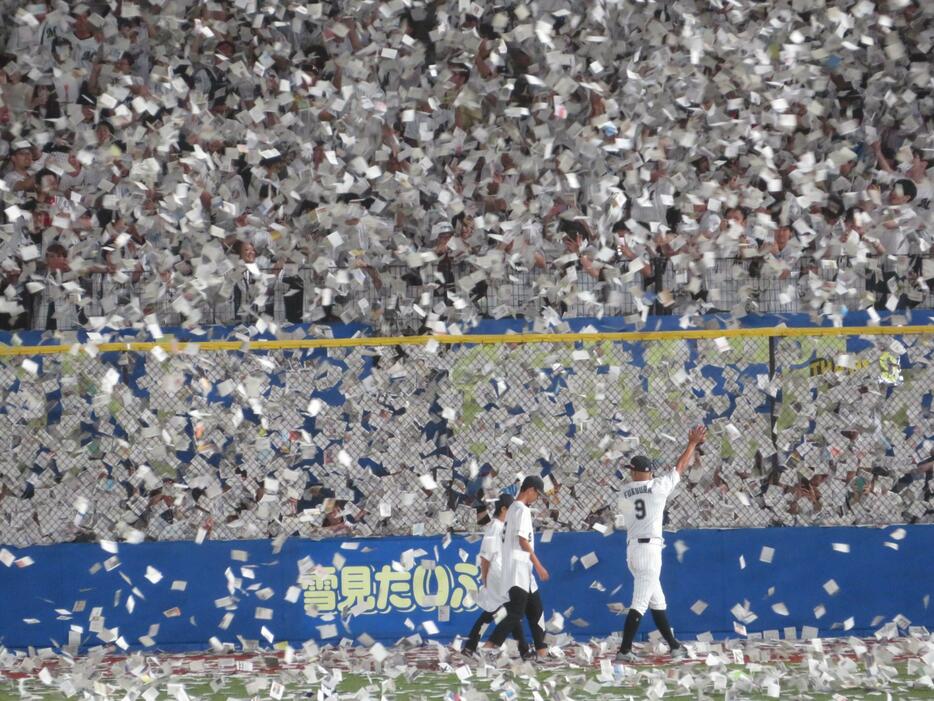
[
  {"left": 629, "top": 455, "right": 656, "bottom": 473},
  {"left": 11, "top": 140, "right": 33, "bottom": 153},
  {"left": 494, "top": 492, "right": 514, "bottom": 514},
  {"left": 520, "top": 475, "right": 545, "bottom": 494}
]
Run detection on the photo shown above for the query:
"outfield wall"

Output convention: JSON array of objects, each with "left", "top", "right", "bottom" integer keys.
[{"left": 1, "top": 525, "right": 930, "bottom": 651}]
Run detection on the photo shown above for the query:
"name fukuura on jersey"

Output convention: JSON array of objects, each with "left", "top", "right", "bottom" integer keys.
[{"left": 622, "top": 484, "right": 652, "bottom": 499}]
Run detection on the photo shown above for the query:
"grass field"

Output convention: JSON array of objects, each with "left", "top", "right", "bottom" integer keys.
[{"left": 1, "top": 636, "right": 933, "bottom": 700}]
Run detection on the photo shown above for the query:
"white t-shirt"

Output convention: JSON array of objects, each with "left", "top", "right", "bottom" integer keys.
[
  {"left": 3, "top": 168, "right": 34, "bottom": 191},
  {"left": 618, "top": 470, "right": 680, "bottom": 543},
  {"left": 53, "top": 65, "right": 83, "bottom": 105},
  {"left": 500, "top": 500, "right": 536, "bottom": 593},
  {"left": 477, "top": 519, "right": 508, "bottom": 612},
  {"left": 879, "top": 222, "right": 909, "bottom": 255},
  {"left": 72, "top": 35, "right": 101, "bottom": 72}
]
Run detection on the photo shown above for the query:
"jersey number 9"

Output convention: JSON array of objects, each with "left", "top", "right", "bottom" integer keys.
[{"left": 634, "top": 499, "right": 646, "bottom": 520}]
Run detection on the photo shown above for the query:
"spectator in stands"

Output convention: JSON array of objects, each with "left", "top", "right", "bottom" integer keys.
[
  {"left": 215, "top": 240, "right": 267, "bottom": 324},
  {"left": 870, "top": 179, "right": 920, "bottom": 310},
  {"left": 27, "top": 242, "right": 87, "bottom": 330},
  {"left": 3, "top": 140, "right": 35, "bottom": 193},
  {"left": 29, "top": 168, "right": 75, "bottom": 236},
  {"left": 0, "top": 261, "right": 26, "bottom": 330},
  {"left": 0, "top": 0, "right": 930, "bottom": 329}
]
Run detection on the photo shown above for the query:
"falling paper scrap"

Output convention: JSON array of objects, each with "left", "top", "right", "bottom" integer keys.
[{"left": 580, "top": 552, "right": 599, "bottom": 569}]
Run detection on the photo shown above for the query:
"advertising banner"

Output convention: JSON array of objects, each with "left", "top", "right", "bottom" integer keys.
[{"left": 1, "top": 525, "right": 932, "bottom": 651}]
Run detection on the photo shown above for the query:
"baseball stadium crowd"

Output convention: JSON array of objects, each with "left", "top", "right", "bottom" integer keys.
[
  {"left": 0, "top": 0, "right": 933, "bottom": 545},
  {"left": 1, "top": 0, "right": 933, "bottom": 334}
]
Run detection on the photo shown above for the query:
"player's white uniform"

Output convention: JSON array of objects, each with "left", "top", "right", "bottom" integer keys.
[
  {"left": 618, "top": 470, "right": 680, "bottom": 614},
  {"left": 477, "top": 518, "right": 508, "bottom": 612},
  {"left": 500, "top": 500, "right": 537, "bottom": 594}
]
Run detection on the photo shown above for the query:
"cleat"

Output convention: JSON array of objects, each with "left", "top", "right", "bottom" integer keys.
[
  {"left": 670, "top": 644, "right": 688, "bottom": 660},
  {"left": 615, "top": 651, "right": 640, "bottom": 664},
  {"left": 478, "top": 647, "right": 499, "bottom": 665}
]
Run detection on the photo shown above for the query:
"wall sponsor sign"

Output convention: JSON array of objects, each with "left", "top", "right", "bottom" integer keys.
[{"left": 0, "top": 527, "right": 932, "bottom": 651}]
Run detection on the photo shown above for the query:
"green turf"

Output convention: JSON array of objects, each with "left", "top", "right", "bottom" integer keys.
[{"left": 2, "top": 663, "right": 932, "bottom": 701}]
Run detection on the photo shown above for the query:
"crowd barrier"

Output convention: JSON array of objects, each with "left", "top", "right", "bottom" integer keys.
[
  {"left": 0, "top": 312, "right": 932, "bottom": 547},
  {"left": 0, "top": 524, "right": 930, "bottom": 652},
  {"left": 15, "top": 254, "right": 934, "bottom": 335}
]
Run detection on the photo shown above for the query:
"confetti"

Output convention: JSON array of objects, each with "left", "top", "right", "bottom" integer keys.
[
  {"left": 0, "top": 8, "right": 931, "bottom": 696},
  {"left": 317, "top": 624, "right": 338, "bottom": 639}
]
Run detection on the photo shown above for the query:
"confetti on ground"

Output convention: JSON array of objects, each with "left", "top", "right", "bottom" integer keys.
[{"left": 0, "top": 636, "right": 931, "bottom": 701}]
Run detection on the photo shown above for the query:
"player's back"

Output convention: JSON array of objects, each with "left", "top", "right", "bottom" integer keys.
[
  {"left": 618, "top": 471, "right": 680, "bottom": 542},
  {"left": 478, "top": 518, "right": 508, "bottom": 611},
  {"left": 482, "top": 519, "right": 505, "bottom": 573},
  {"left": 500, "top": 500, "right": 536, "bottom": 592}
]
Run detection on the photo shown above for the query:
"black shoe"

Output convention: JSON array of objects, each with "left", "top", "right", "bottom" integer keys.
[{"left": 520, "top": 649, "right": 536, "bottom": 661}]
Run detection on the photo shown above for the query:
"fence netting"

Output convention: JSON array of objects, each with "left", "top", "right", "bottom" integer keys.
[{"left": 0, "top": 330, "right": 931, "bottom": 547}]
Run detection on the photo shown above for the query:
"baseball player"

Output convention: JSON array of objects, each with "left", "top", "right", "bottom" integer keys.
[
  {"left": 616, "top": 425, "right": 707, "bottom": 663},
  {"left": 461, "top": 493, "right": 529, "bottom": 656},
  {"left": 483, "top": 475, "right": 549, "bottom": 660}
]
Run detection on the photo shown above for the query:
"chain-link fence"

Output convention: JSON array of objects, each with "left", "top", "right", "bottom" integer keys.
[
  {"left": 0, "top": 328, "right": 931, "bottom": 547},
  {"left": 18, "top": 254, "right": 934, "bottom": 335}
]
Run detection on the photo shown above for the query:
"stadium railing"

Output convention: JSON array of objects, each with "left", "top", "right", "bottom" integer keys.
[{"left": 12, "top": 254, "right": 934, "bottom": 334}]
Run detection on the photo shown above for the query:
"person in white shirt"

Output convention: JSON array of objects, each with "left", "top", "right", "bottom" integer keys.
[
  {"left": 3, "top": 141, "right": 36, "bottom": 193},
  {"left": 870, "top": 179, "right": 920, "bottom": 310},
  {"left": 483, "top": 475, "right": 550, "bottom": 660},
  {"left": 615, "top": 426, "right": 706, "bottom": 663},
  {"left": 461, "top": 493, "right": 529, "bottom": 657},
  {"left": 69, "top": 11, "right": 102, "bottom": 74}
]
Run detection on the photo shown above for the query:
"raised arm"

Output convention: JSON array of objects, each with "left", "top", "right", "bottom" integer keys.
[{"left": 675, "top": 425, "right": 707, "bottom": 475}]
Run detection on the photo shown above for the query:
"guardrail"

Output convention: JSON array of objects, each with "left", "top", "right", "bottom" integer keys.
[{"left": 11, "top": 255, "right": 934, "bottom": 334}]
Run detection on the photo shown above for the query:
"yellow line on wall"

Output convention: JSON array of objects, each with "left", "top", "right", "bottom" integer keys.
[{"left": 0, "top": 323, "right": 932, "bottom": 357}]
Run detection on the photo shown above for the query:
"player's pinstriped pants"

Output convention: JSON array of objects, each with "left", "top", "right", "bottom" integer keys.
[{"left": 627, "top": 542, "right": 667, "bottom": 614}]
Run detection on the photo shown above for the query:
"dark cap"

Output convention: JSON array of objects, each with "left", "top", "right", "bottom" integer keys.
[
  {"left": 520, "top": 475, "right": 545, "bottom": 494},
  {"left": 494, "top": 492, "right": 514, "bottom": 514},
  {"left": 629, "top": 455, "right": 656, "bottom": 473}
]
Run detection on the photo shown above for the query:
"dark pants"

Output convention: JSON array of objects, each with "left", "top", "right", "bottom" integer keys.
[
  {"left": 464, "top": 609, "right": 528, "bottom": 654},
  {"left": 487, "top": 587, "right": 546, "bottom": 651}
]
